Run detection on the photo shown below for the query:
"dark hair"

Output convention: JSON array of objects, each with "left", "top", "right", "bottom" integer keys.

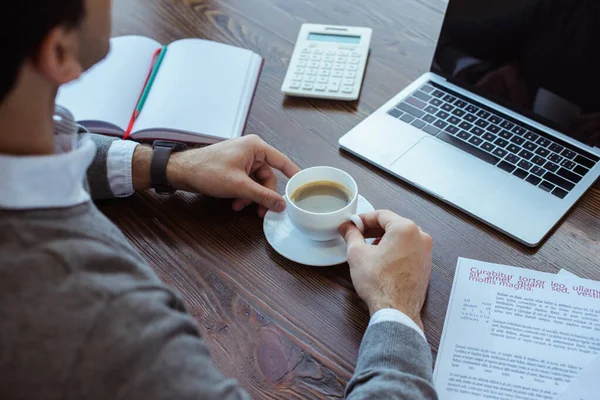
[{"left": 0, "top": 1, "right": 85, "bottom": 102}]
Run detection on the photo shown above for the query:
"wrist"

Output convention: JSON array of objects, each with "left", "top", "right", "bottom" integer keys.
[
  {"left": 165, "top": 151, "right": 189, "bottom": 192},
  {"left": 132, "top": 144, "right": 152, "bottom": 191},
  {"left": 367, "top": 300, "right": 423, "bottom": 330}
]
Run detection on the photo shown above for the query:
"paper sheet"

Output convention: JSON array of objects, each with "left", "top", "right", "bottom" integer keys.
[
  {"left": 433, "top": 258, "right": 600, "bottom": 400},
  {"left": 554, "top": 355, "right": 600, "bottom": 400}
]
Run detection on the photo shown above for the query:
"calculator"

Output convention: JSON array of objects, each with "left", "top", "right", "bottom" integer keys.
[{"left": 282, "top": 24, "right": 373, "bottom": 101}]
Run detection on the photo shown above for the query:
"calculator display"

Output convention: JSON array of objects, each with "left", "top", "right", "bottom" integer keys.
[{"left": 308, "top": 33, "right": 361, "bottom": 44}]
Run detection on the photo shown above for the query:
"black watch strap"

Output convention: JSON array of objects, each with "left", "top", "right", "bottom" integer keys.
[{"left": 151, "top": 140, "right": 187, "bottom": 194}]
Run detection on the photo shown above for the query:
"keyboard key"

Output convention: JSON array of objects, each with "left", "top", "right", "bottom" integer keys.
[
  {"left": 574, "top": 165, "right": 590, "bottom": 177},
  {"left": 436, "top": 110, "right": 450, "bottom": 119},
  {"left": 341, "top": 85, "right": 354, "bottom": 93},
  {"left": 407, "top": 97, "right": 427, "bottom": 109},
  {"left": 530, "top": 166, "right": 545, "bottom": 177},
  {"left": 513, "top": 168, "right": 528, "bottom": 179},
  {"left": 411, "top": 119, "right": 426, "bottom": 129},
  {"left": 536, "top": 137, "right": 551, "bottom": 147},
  {"left": 421, "top": 85, "right": 434, "bottom": 93},
  {"left": 524, "top": 131, "right": 538, "bottom": 141},
  {"left": 544, "top": 171, "right": 575, "bottom": 191},
  {"left": 493, "top": 148, "right": 508, "bottom": 158},
  {"left": 489, "top": 115, "right": 502, "bottom": 124},
  {"left": 548, "top": 153, "right": 563, "bottom": 163},
  {"left": 437, "top": 131, "right": 500, "bottom": 165},
  {"left": 443, "top": 94, "right": 456, "bottom": 103},
  {"left": 304, "top": 75, "right": 316, "bottom": 82},
  {"left": 477, "top": 110, "right": 491, "bottom": 119},
  {"left": 532, "top": 156, "right": 546, "bottom": 166},
  {"left": 464, "top": 114, "right": 477, "bottom": 123},
  {"left": 422, "top": 125, "right": 440, "bottom": 136},
  {"left": 518, "top": 160, "right": 533, "bottom": 170},
  {"left": 441, "top": 103, "right": 454, "bottom": 112},
  {"left": 510, "top": 136, "right": 525, "bottom": 145},
  {"left": 327, "top": 81, "right": 340, "bottom": 92},
  {"left": 317, "top": 76, "right": 328, "bottom": 84},
  {"left": 398, "top": 102, "right": 425, "bottom": 118},
  {"left": 499, "top": 130, "right": 512, "bottom": 140},
  {"left": 512, "top": 126, "right": 527, "bottom": 135},
  {"left": 430, "top": 98, "right": 443, "bottom": 107},
  {"left": 574, "top": 155, "right": 595, "bottom": 169},
  {"left": 549, "top": 143, "right": 564, "bottom": 153},
  {"left": 523, "top": 141, "right": 537, "bottom": 151},
  {"left": 494, "top": 138, "right": 509, "bottom": 148},
  {"left": 290, "top": 80, "right": 301, "bottom": 89},
  {"left": 481, "top": 142, "right": 495, "bottom": 152},
  {"left": 315, "top": 83, "right": 327, "bottom": 91},
  {"left": 425, "top": 105, "right": 438, "bottom": 114},
  {"left": 539, "top": 181, "right": 555, "bottom": 192},
  {"left": 454, "top": 100, "right": 468, "bottom": 108},
  {"left": 483, "top": 133, "right": 495, "bottom": 142},
  {"left": 526, "top": 175, "right": 542, "bottom": 186},
  {"left": 468, "top": 136, "right": 482, "bottom": 145},
  {"left": 471, "top": 127, "right": 485, "bottom": 136},
  {"left": 414, "top": 91, "right": 432, "bottom": 102},
  {"left": 319, "top": 69, "right": 331, "bottom": 76},
  {"left": 560, "top": 159, "right": 576, "bottom": 170},
  {"left": 487, "top": 125, "right": 501, "bottom": 134},
  {"left": 466, "top": 105, "right": 478, "bottom": 113},
  {"left": 552, "top": 187, "right": 568, "bottom": 199},
  {"left": 345, "top": 71, "right": 357, "bottom": 78},
  {"left": 388, "top": 109, "right": 403, "bottom": 118},
  {"left": 557, "top": 167, "right": 582, "bottom": 183},
  {"left": 448, "top": 116, "right": 461, "bottom": 125},
  {"left": 459, "top": 121, "right": 473, "bottom": 131},
  {"left": 475, "top": 119, "right": 489, "bottom": 128},
  {"left": 343, "top": 78, "right": 355, "bottom": 86},
  {"left": 332, "top": 70, "right": 344, "bottom": 78},
  {"left": 561, "top": 149, "right": 577, "bottom": 159},
  {"left": 544, "top": 161, "right": 559, "bottom": 172},
  {"left": 445, "top": 125, "right": 460, "bottom": 135},
  {"left": 452, "top": 109, "right": 467, "bottom": 118},
  {"left": 500, "top": 120, "right": 515, "bottom": 130},
  {"left": 423, "top": 114, "right": 436, "bottom": 124},
  {"left": 507, "top": 144, "right": 520, "bottom": 154},
  {"left": 431, "top": 90, "right": 445, "bottom": 98},
  {"left": 535, "top": 147, "right": 550, "bottom": 157},
  {"left": 457, "top": 131, "right": 471, "bottom": 140},
  {"left": 301, "top": 82, "right": 314, "bottom": 90},
  {"left": 434, "top": 120, "right": 448, "bottom": 129},
  {"left": 400, "top": 113, "right": 415, "bottom": 123},
  {"left": 506, "top": 154, "right": 520, "bottom": 165},
  {"left": 498, "top": 161, "right": 516, "bottom": 173},
  {"left": 518, "top": 149, "right": 533, "bottom": 160}
]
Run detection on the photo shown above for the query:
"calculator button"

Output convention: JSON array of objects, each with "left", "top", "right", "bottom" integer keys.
[
  {"left": 304, "top": 76, "right": 316, "bottom": 83},
  {"left": 297, "top": 61, "right": 307, "bottom": 67},
  {"left": 345, "top": 71, "right": 357, "bottom": 78},
  {"left": 315, "top": 83, "right": 327, "bottom": 91},
  {"left": 326, "top": 50, "right": 336, "bottom": 55},
  {"left": 324, "top": 55, "right": 334, "bottom": 62},
  {"left": 332, "top": 70, "right": 344, "bottom": 78},
  {"left": 307, "top": 68, "right": 318, "bottom": 76},
  {"left": 309, "top": 61, "right": 320, "bottom": 68},
  {"left": 347, "top": 65, "right": 358, "bottom": 72},
  {"left": 351, "top": 52, "right": 361, "bottom": 57},
  {"left": 301, "top": 48, "right": 310, "bottom": 54},
  {"left": 295, "top": 67, "right": 305, "bottom": 74},
  {"left": 334, "top": 63, "right": 345, "bottom": 70},
  {"left": 289, "top": 80, "right": 301, "bottom": 89},
  {"left": 292, "top": 73, "right": 303, "bottom": 81},
  {"left": 343, "top": 78, "right": 355, "bottom": 86},
  {"left": 339, "top": 50, "right": 349, "bottom": 56},
  {"left": 348, "top": 58, "right": 360, "bottom": 64},
  {"left": 299, "top": 54, "right": 309, "bottom": 60},
  {"left": 328, "top": 81, "right": 340, "bottom": 92},
  {"left": 317, "top": 76, "right": 328, "bottom": 84},
  {"left": 302, "top": 82, "right": 314, "bottom": 90},
  {"left": 313, "top": 49, "right": 323, "bottom": 55},
  {"left": 310, "top": 55, "right": 321, "bottom": 61},
  {"left": 319, "top": 69, "right": 331, "bottom": 76},
  {"left": 342, "top": 85, "right": 354, "bottom": 93},
  {"left": 321, "top": 62, "right": 332, "bottom": 69},
  {"left": 336, "top": 56, "right": 348, "bottom": 63}
]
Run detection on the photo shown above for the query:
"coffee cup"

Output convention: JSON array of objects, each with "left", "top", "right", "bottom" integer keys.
[{"left": 285, "top": 166, "right": 365, "bottom": 241}]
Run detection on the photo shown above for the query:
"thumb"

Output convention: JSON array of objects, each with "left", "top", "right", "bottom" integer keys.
[
  {"left": 339, "top": 221, "right": 366, "bottom": 250},
  {"left": 243, "top": 180, "right": 286, "bottom": 212}
]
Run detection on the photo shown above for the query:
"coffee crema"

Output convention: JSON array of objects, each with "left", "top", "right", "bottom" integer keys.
[{"left": 290, "top": 180, "right": 352, "bottom": 213}]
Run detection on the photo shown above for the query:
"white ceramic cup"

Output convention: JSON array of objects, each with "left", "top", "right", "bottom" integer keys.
[{"left": 285, "top": 166, "right": 365, "bottom": 241}]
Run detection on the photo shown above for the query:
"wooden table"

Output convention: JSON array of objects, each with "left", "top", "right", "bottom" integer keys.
[{"left": 103, "top": 0, "right": 600, "bottom": 397}]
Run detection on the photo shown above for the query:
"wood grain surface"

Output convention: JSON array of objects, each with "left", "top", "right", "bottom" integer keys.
[{"left": 100, "top": 0, "right": 600, "bottom": 397}]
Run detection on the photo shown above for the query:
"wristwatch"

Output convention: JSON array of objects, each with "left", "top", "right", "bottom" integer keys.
[{"left": 151, "top": 140, "right": 187, "bottom": 194}]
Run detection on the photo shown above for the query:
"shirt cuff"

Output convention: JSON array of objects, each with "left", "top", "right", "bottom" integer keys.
[
  {"left": 106, "top": 139, "right": 139, "bottom": 198},
  {"left": 368, "top": 308, "right": 427, "bottom": 342}
]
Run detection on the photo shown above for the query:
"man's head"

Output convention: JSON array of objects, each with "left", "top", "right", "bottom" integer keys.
[{"left": 0, "top": 0, "right": 112, "bottom": 104}]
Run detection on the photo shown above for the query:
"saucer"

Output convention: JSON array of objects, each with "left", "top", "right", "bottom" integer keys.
[{"left": 263, "top": 195, "right": 375, "bottom": 267}]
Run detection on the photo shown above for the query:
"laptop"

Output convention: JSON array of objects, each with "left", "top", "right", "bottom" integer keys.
[{"left": 339, "top": 0, "right": 600, "bottom": 247}]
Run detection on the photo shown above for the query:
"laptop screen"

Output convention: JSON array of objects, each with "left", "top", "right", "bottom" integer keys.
[{"left": 431, "top": 0, "right": 600, "bottom": 147}]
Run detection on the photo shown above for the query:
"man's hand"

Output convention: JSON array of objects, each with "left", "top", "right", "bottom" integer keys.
[
  {"left": 133, "top": 135, "right": 300, "bottom": 218},
  {"left": 339, "top": 210, "right": 433, "bottom": 330}
]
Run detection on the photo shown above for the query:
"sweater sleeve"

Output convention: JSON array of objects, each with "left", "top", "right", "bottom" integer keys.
[
  {"left": 345, "top": 321, "right": 439, "bottom": 400},
  {"left": 87, "top": 134, "right": 119, "bottom": 200}
]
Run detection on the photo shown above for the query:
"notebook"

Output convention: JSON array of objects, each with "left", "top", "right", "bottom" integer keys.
[{"left": 57, "top": 35, "right": 263, "bottom": 144}]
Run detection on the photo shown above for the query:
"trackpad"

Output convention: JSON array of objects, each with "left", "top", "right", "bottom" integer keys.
[{"left": 390, "top": 137, "right": 510, "bottom": 208}]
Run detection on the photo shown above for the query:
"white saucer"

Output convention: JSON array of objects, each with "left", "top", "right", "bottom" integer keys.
[{"left": 263, "top": 195, "right": 375, "bottom": 267}]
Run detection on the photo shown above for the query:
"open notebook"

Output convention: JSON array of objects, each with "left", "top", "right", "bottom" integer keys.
[{"left": 57, "top": 36, "right": 263, "bottom": 144}]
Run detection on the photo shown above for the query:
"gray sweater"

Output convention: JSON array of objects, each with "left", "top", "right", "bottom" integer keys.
[{"left": 0, "top": 132, "right": 438, "bottom": 399}]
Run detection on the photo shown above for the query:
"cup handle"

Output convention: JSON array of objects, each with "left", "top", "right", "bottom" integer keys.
[{"left": 348, "top": 214, "right": 365, "bottom": 234}]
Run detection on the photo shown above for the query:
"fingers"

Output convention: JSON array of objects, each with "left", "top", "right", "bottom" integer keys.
[
  {"left": 339, "top": 221, "right": 366, "bottom": 250},
  {"left": 359, "top": 210, "right": 414, "bottom": 232},
  {"left": 232, "top": 198, "right": 253, "bottom": 211},
  {"left": 257, "top": 141, "right": 300, "bottom": 179},
  {"left": 240, "top": 178, "right": 286, "bottom": 213}
]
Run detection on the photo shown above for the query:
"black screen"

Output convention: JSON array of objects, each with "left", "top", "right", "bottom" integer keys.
[{"left": 431, "top": 0, "right": 600, "bottom": 147}]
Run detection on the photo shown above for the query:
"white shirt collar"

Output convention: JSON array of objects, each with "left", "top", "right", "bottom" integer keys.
[{"left": 0, "top": 106, "right": 96, "bottom": 210}]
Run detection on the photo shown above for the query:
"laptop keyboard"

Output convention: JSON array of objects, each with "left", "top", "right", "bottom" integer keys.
[{"left": 387, "top": 82, "right": 599, "bottom": 199}]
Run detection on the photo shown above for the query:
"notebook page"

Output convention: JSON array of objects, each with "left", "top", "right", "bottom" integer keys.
[
  {"left": 132, "top": 39, "right": 258, "bottom": 140},
  {"left": 57, "top": 36, "right": 161, "bottom": 131}
]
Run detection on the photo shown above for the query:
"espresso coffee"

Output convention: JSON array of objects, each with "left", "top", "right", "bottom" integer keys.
[{"left": 290, "top": 180, "right": 352, "bottom": 213}]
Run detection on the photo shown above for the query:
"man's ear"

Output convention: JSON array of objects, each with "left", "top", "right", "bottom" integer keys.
[{"left": 36, "top": 26, "right": 83, "bottom": 85}]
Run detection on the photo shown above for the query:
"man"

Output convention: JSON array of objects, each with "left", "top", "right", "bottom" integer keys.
[{"left": 0, "top": 1, "right": 438, "bottom": 399}]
